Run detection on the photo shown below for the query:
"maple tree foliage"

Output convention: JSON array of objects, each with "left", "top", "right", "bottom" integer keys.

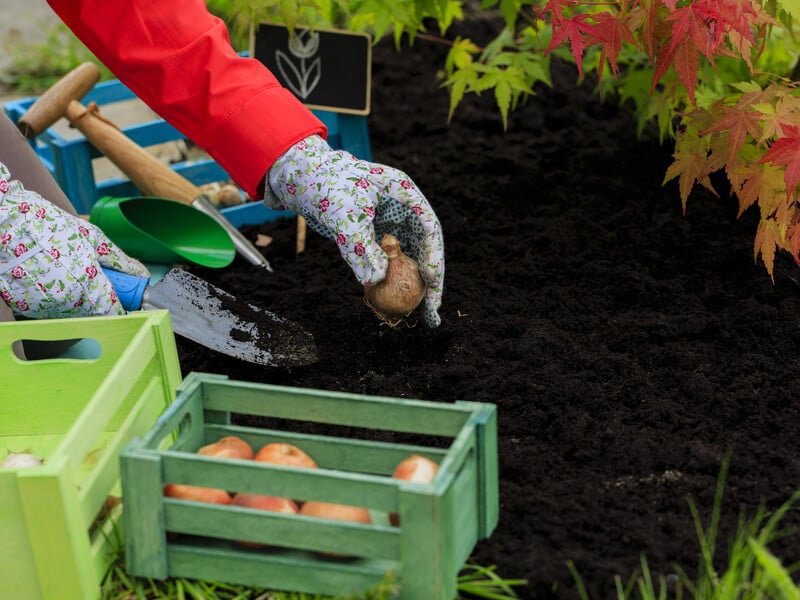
[
  {"left": 499, "top": 0, "right": 799, "bottom": 280},
  {"left": 234, "top": 0, "right": 800, "bottom": 279}
]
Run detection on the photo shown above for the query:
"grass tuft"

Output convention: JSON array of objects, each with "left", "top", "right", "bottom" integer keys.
[
  {"left": 570, "top": 452, "right": 800, "bottom": 599},
  {"left": 100, "top": 554, "right": 525, "bottom": 600}
]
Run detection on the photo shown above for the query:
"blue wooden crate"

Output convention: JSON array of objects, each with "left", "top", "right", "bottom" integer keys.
[{"left": 3, "top": 80, "right": 371, "bottom": 217}]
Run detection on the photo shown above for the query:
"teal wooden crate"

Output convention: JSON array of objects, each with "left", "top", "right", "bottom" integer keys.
[
  {"left": 3, "top": 80, "right": 371, "bottom": 215},
  {"left": 120, "top": 372, "right": 499, "bottom": 600}
]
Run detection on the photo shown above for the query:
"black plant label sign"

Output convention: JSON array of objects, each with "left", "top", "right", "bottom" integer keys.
[{"left": 252, "top": 23, "right": 372, "bottom": 115}]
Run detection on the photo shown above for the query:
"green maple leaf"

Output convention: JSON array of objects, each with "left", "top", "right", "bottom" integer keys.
[
  {"left": 445, "top": 37, "right": 480, "bottom": 73},
  {"left": 443, "top": 66, "right": 473, "bottom": 122},
  {"left": 495, "top": 77, "right": 513, "bottom": 128},
  {"left": 663, "top": 127, "right": 717, "bottom": 211},
  {"left": 499, "top": 0, "right": 523, "bottom": 28},
  {"left": 777, "top": 0, "right": 800, "bottom": 21},
  {"left": 470, "top": 63, "right": 533, "bottom": 128}
]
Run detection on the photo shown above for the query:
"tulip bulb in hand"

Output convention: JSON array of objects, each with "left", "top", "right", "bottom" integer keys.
[{"left": 364, "top": 234, "right": 426, "bottom": 326}]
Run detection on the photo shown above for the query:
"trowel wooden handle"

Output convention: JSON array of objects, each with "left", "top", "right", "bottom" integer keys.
[
  {"left": 64, "top": 100, "right": 200, "bottom": 204},
  {"left": 17, "top": 62, "right": 101, "bottom": 139}
]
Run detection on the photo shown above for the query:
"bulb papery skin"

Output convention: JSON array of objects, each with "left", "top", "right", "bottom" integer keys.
[
  {"left": 364, "top": 234, "right": 426, "bottom": 323},
  {"left": 2, "top": 452, "right": 44, "bottom": 469}
]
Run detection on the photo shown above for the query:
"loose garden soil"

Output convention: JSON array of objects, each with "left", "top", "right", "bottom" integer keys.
[{"left": 178, "top": 12, "right": 800, "bottom": 599}]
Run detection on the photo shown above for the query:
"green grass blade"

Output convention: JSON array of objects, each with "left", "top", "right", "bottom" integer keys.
[
  {"left": 567, "top": 560, "right": 591, "bottom": 600},
  {"left": 749, "top": 537, "right": 800, "bottom": 600},
  {"left": 457, "top": 563, "right": 526, "bottom": 599},
  {"left": 613, "top": 575, "right": 626, "bottom": 600}
]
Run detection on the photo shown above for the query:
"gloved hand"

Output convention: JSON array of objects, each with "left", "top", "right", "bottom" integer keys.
[
  {"left": 0, "top": 162, "right": 149, "bottom": 319},
  {"left": 265, "top": 135, "right": 445, "bottom": 327}
]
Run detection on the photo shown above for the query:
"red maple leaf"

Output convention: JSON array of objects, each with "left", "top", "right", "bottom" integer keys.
[
  {"left": 540, "top": 0, "right": 574, "bottom": 20},
  {"left": 585, "top": 12, "right": 638, "bottom": 78},
  {"left": 650, "top": 0, "right": 769, "bottom": 106},
  {"left": 637, "top": 0, "right": 664, "bottom": 62},
  {"left": 545, "top": 14, "right": 599, "bottom": 76},
  {"left": 651, "top": 4, "right": 710, "bottom": 105},
  {"left": 758, "top": 125, "right": 800, "bottom": 199}
]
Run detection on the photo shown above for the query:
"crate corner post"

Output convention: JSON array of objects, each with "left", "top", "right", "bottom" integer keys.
[
  {"left": 396, "top": 486, "right": 456, "bottom": 600},
  {"left": 120, "top": 447, "right": 169, "bottom": 580},
  {"left": 17, "top": 466, "right": 96, "bottom": 600}
]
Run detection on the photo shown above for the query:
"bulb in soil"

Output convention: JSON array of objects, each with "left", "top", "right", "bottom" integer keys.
[{"left": 364, "top": 234, "right": 426, "bottom": 326}]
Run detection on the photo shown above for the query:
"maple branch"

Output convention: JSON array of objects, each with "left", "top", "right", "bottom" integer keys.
[{"left": 414, "top": 32, "right": 462, "bottom": 48}]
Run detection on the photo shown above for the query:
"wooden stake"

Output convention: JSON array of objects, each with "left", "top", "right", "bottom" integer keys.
[{"left": 296, "top": 216, "right": 307, "bottom": 255}]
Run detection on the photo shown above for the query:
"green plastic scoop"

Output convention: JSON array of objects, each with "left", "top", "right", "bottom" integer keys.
[{"left": 89, "top": 195, "right": 236, "bottom": 268}]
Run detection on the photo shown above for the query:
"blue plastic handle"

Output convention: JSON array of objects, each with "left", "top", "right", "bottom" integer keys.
[{"left": 101, "top": 267, "right": 149, "bottom": 311}]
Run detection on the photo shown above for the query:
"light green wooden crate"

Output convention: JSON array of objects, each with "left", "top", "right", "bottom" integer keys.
[
  {"left": 121, "top": 372, "right": 499, "bottom": 600},
  {"left": 0, "top": 311, "right": 182, "bottom": 600}
]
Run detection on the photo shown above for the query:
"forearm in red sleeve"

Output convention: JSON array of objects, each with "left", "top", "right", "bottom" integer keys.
[{"left": 46, "top": 0, "right": 326, "bottom": 200}]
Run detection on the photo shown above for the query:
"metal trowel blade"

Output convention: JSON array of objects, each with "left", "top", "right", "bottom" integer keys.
[{"left": 143, "top": 268, "right": 317, "bottom": 367}]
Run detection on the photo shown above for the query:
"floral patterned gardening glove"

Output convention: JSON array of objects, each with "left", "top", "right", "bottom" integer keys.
[
  {"left": 0, "top": 161, "right": 149, "bottom": 319},
  {"left": 265, "top": 135, "right": 445, "bottom": 327}
]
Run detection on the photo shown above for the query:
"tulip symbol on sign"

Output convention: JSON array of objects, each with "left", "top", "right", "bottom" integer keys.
[{"left": 276, "top": 30, "right": 321, "bottom": 100}]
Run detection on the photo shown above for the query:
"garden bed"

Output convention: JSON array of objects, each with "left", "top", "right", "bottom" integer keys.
[{"left": 176, "top": 13, "right": 800, "bottom": 599}]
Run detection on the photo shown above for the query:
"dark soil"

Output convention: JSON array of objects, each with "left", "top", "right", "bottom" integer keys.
[{"left": 178, "top": 13, "right": 800, "bottom": 599}]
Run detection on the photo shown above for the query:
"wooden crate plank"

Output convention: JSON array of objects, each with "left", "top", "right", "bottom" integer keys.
[
  {"left": 202, "top": 379, "right": 472, "bottom": 436},
  {"left": 167, "top": 542, "right": 394, "bottom": 596},
  {"left": 164, "top": 500, "right": 400, "bottom": 559},
  {"left": 161, "top": 453, "right": 398, "bottom": 510}
]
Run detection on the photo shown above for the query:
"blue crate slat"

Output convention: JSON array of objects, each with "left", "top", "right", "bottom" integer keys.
[
  {"left": 83, "top": 79, "right": 138, "bottom": 104},
  {"left": 219, "top": 204, "right": 294, "bottom": 228},
  {"left": 3, "top": 78, "right": 371, "bottom": 220}
]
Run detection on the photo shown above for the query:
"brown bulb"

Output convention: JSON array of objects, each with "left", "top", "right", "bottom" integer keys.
[{"left": 364, "top": 234, "right": 426, "bottom": 325}]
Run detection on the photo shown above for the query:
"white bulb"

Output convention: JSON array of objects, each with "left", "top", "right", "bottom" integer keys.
[{"left": 2, "top": 452, "right": 44, "bottom": 468}]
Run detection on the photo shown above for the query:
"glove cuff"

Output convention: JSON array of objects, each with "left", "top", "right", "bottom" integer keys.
[{"left": 265, "top": 135, "right": 332, "bottom": 213}]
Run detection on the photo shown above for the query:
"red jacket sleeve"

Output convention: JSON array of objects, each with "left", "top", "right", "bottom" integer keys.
[{"left": 46, "top": 0, "right": 326, "bottom": 200}]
